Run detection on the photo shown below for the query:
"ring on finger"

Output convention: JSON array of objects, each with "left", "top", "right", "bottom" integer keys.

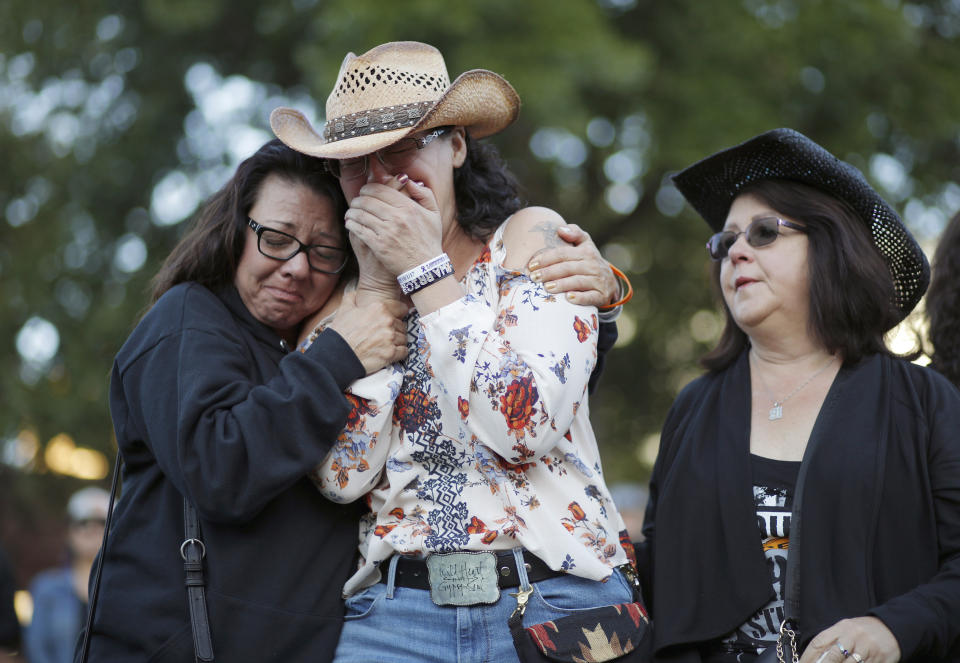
[
  {"left": 850, "top": 654, "right": 863, "bottom": 663},
  {"left": 836, "top": 643, "right": 850, "bottom": 658}
]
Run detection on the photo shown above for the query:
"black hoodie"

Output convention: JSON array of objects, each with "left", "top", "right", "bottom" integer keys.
[{"left": 85, "top": 282, "right": 364, "bottom": 662}]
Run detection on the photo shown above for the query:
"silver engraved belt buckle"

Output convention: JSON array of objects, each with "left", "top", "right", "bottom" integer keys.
[{"left": 425, "top": 551, "right": 500, "bottom": 606}]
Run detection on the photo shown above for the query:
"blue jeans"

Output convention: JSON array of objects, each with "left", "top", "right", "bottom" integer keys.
[{"left": 332, "top": 548, "right": 634, "bottom": 663}]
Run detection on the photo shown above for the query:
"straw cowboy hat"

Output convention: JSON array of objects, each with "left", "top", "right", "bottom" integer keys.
[
  {"left": 270, "top": 41, "right": 520, "bottom": 160},
  {"left": 672, "top": 128, "right": 929, "bottom": 320}
]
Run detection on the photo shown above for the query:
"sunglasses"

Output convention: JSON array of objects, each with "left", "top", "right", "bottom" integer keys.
[
  {"left": 327, "top": 127, "right": 451, "bottom": 181},
  {"left": 706, "top": 216, "right": 808, "bottom": 261}
]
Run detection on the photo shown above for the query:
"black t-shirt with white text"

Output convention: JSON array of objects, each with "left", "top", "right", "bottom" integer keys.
[{"left": 701, "top": 454, "right": 800, "bottom": 663}]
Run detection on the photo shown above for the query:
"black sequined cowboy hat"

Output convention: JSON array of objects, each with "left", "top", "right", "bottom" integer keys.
[
  {"left": 671, "top": 128, "right": 929, "bottom": 320},
  {"left": 270, "top": 41, "right": 520, "bottom": 160}
]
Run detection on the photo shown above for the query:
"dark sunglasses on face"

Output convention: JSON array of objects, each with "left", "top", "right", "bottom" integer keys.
[
  {"left": 247, "top": 218, "right": 348, "bottom": 274},
  {"left": 706, "top": 216, "right": 808, "bottom": 261},
  {"left": 326, "top": 127, "right": 451, "bottom": 181}
]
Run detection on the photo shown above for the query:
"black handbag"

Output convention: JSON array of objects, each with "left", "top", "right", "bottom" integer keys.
[{"left": 507, "top": 563, "right": 652, "bottom": 663}]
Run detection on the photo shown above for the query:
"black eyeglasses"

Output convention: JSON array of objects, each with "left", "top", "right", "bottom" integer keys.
[
  {"left": 327, "top": 127, "right": 451, "bottom": 181},
  {"left": 706, "top": 216, "right": 808, "bottom": 261},
  {"left": 247, "top": 218, "right": 348, "bottom": 274}
]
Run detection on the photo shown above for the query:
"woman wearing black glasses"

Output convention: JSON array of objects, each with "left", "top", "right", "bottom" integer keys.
[
  {"left": 80, "top": 139, "right": 407, "bottom": 663},
  {"left": 82, "top": 137, "right": 618, "bottom": 662},
  {"left": 637, "top": 129, "right": 960, "bottom": 663}
]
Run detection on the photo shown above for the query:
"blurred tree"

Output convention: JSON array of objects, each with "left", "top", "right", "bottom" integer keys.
[{"left": 1, "top": 2, "right": 958, "bottom": 549}]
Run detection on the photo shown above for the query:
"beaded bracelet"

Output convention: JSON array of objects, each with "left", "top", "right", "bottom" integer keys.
[
  {"left": 598, "top": 264, "right": 633, "bottom": 310},
  {"left": 397, "top": 253, "right": 455, "bottom": 295}
]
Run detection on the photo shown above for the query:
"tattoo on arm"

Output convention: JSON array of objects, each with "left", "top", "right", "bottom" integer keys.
[{"left": 529, "top": 221, "right": 564, "bottom": 250}]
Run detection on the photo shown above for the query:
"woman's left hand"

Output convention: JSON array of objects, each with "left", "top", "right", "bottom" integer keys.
[
  {"left": 526, "top": 223, "right": 617, "bottom": 308},
  {"left": 349, "top": 227, "right": 403, "bottom": 302},
  {"left": 344, "top": 174, "right": 444, "bottom": 277},
  {"left": 798, "top": 617, "right": 900, "bottom": 663}
]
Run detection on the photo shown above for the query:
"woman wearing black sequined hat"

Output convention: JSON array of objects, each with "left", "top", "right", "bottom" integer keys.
[{"left": 636, "top": 128, "right": 960, "bottom": 663}]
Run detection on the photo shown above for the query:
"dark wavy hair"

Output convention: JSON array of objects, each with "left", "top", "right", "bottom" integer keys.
[
  {"left": 701, "top": 179, "right": 904, "bottom": 372},
  {"left": 926, "top": 211, "right": 960, "bottom": 388},
  {"left": 151, "top": 139, "right": 348, "bottom": 303},
  {"left": 451, "top": 129, "right": 523, "bottom": 240}
]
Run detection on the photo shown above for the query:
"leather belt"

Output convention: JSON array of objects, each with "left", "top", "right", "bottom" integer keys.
[{"left": 381, "top": 550, "right": 564, "bottom": 591}]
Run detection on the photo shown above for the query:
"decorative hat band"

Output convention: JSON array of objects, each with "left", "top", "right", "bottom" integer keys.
[{"left": 323, "top": 101, "right": 436, "bottom": 143}]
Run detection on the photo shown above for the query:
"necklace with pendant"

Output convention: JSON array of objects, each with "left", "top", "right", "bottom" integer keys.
[{"left": 752, "top": 352, "right": 837, "bottom": 421}]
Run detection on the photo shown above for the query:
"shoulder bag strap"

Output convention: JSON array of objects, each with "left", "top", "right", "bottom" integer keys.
[
  {"left": 77, "top": 452, "right": 122, "bottom": 663},
  {"left": 182, "top": 499, "right": 214, "bottom": 662},
  {"left": 74, "top": 452, "right": 215, "bottom": 663}
]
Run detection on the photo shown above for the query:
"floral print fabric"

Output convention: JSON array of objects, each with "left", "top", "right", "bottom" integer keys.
[{"left": 312, "top": 218, "right": 629, "bottom": 596}]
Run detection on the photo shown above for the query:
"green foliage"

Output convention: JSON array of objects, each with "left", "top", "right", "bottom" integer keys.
[{"left": 1, "top": 0, "right": 959, "bottom": 519}]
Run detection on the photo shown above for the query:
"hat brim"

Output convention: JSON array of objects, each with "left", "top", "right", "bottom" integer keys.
[
  {"left": 671, "top": 128, "right": 929, "bottom": 320},
  {"left": 270, "top": 69, "right": 520, "bottom": 160}
]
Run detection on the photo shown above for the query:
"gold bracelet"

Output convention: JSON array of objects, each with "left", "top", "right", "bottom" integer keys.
[{"left": 598, "top": 264, "right": 633, "bottom": 310}]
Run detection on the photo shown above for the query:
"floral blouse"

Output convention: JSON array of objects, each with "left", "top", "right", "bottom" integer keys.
[{"left": 309, "top": 218, "right": 629, "bottom": 597}]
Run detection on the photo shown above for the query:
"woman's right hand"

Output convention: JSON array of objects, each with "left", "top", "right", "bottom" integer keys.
[
  {"left": 798, "top": 617, "right": 900, "bottom": 663},
  {"left": 327, "top": 291, "right": 409, "bottom": 374},
  {"left": 344, "top": 174, "right": 444, "bottom": 277}
]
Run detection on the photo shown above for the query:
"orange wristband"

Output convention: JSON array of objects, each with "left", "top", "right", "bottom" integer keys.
[{"left": 598, "top": 264, "right": 633, "bottom": 310}]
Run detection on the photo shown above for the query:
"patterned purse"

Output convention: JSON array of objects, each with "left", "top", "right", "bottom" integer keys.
[
  {"left": 508, "top": 593, "right": 652, "bottom": 663},
  {"left": 508, "top": 535, "right": 652, "bottom": 663}
]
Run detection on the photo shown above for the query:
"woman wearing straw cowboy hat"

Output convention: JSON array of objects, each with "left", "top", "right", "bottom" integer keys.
[
  {"left": 636, "top": 128, "right": 960, "bottom": 663},
  {"left": 272, "top": 41, "right": 648, "bottom": 663}
]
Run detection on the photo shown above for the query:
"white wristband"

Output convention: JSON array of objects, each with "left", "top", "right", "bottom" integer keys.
[{"left": 397, "top": 253, "right": 454, "bottom": 295}]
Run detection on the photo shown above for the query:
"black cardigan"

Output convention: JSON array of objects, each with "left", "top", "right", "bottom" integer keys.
[{"left": 638, "top": 352, "right": 960, "bottom": 662}]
